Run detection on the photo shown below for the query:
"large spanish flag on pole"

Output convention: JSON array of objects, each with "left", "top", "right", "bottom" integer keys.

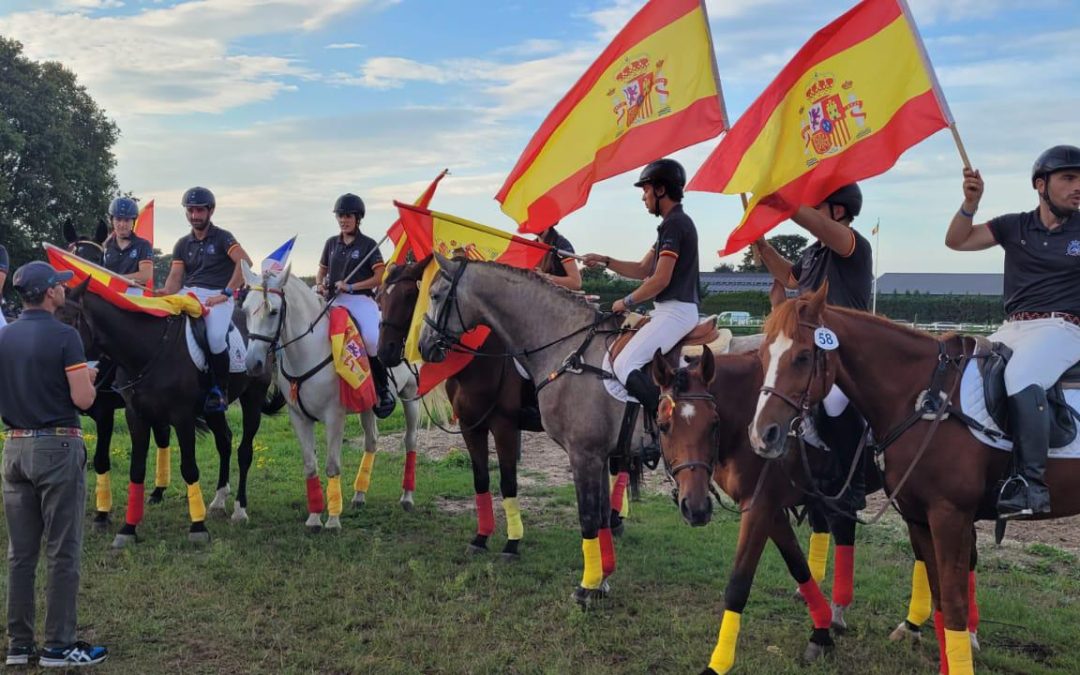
[
  {"left": 134, "top": 199, "right": 155, "bottom": 289},
  {"left": 496, "top": 0, "right": 727, "bottom": 234},
  {"left": 688, "top": 0, "right": 952, "bottom": 255},
  {"left": 386, "top": 169, "right": 450, "bottom": 273}
]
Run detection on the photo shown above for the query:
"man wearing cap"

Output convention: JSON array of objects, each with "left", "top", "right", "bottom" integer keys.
[
  {"left": 945, "top": 145, "right": 1080, "bottom": 518},
  {"left": 162, "top": 187, "right": 252, "bottom": 412},
  {"left": 0, "top": 262, "right": 108, "bottom": 668}
]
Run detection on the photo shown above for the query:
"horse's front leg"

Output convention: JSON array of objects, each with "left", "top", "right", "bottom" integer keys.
[
  {"left": 492, "top": 418, "right": 523, "bottom": 560},
  {"left": 461, "top": 424, "right": 493, "bottom": 555},
  {"left": 147, "top": 422, "right": 172, "bottom": 505},
  {"left": 569, "top": 449, "right": 613, "bottom": 608},
  {"left": 91, "top": 403, "right": 115, "bottom": 532},
  {"left": 770, "top": 509, "right": 835, "bottom": 664},
  {"left": 323, "top": 405, "right": 347, "bottom": 531},
  {"left": 175, "top": 419, "right": 209, "bottom": 543},
  {"left": 351, "top": 410, "right": 379, "bottom": 506},
  {"left": 826, "top": 509, "right": 856, "bottom": 633},
  {"left": 231, "top": 386, "right": 263, "bottom": 524},
  {"left": 205, "top": 411, "right": 233, "bottom": 516},
  {"left": 399, "top": 394, "right": 421, "bottom": 512},
  {"left": 929, "top": 507, "right": 977, "bottom": 675},
  {"left": 110, "top": 409, "right": 150, "bottom": 549},
  {"left": 288, "top": 406, "right": 323, "bottom": 532}
]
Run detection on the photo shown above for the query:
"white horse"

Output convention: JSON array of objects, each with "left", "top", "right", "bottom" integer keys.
[{"left": 240, "top": 261, "right": 422, "bottom": 532}]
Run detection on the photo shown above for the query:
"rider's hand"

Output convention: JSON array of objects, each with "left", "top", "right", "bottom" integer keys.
[
  {"left": 205, "top": 294, "right": 228, "bottom": 307},
  {"left": 87, "top": 366, "right": 99, "bottom": 383},
  {"left": 581, "top": 253, "right": 609, "bottom": 268},
  {"left": 962, "top": 168, "right": 983, "bottom": 212},
  {"left": 612, "top": 299, "right": 627, "bottom": 313},
  {"left": 334, "top": 281, "right": 350, "bottom": 293},
  {"left": 316, "top": 284, "right": 328, "bottom": 297}
]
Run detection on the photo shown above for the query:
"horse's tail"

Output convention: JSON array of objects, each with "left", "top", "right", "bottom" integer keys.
[{"left": 262, "top": 384, "right": 287, "bottom": 415}]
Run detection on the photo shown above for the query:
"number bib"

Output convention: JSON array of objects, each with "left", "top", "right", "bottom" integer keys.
[{"left": 814, "top": 327, "right": 839, "bottom": 351}]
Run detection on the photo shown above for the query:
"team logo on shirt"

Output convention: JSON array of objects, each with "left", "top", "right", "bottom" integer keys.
[
  {"left": 798, "top": 73, "right": 870, "bottom": 168},
  {"left": 1067, "top": 240, "right": 1080, "bottom": 256},
  {"left": 351, "top": 250, "right": 360, "bottom": 259},
  {"left": 129, "top": 250, "right": 137, "bottom": 259},
  {"left": 207, "top": 244, "right": 216, "bottom": 254}
]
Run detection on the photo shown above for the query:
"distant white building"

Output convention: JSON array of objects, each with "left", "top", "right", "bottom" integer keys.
[{"left": 699, "top": 271, "right": 1003, "bottom": 296}]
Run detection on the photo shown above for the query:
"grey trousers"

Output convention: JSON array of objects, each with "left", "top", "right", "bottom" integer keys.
[{"left": 2, "top": 436, "right": 86, "bottom": 649}]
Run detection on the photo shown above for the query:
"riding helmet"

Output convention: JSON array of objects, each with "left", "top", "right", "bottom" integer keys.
[
  {"left": 1031, "top": 145, "right": 1080, "bottom": 187},
  {"left": 825, "top": 183, "right": 863, "bottom": 219},
  {"left": 181, "top": 186, "right": 216, "bottom": 209},
  {"left": 634, "top": 158, "right": 686, "bottom": 200},
  {"left": 108, "top": 196, "right": 140, "bottom": 220},
  {"left": 333, "top": 193, "right": 366, "bottom": 219}
]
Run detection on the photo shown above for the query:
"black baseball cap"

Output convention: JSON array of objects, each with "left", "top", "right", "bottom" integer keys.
[{"left": 13, "top": 261, "right": 74, "bottom": 296}]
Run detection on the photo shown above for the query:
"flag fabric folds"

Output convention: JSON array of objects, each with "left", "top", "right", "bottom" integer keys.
[
  {"left": 386, "top": 169, "right": 450, "bottom": 271},
  {"left": 329, "top": 307, "right": 378, "bottom": 413},
  {"left": 262, "top": 236, "right": 297, "bottom": 276},
  {"left": 134, "top": 199, "right": 155, "bottom": 289},
  {"left": 496, "top": 0, "right": 727, "bottom": 234},
  {"left": 688, "top": 0, "right": 951, "bottom": 255}
]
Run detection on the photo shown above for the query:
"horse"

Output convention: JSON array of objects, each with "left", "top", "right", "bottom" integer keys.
[
  {"left": 747, "top": 284, "right": 1056, "bottom": 674},
  {"left": 378, "top": 259, "right": 548, "bottom": 558},
  {"left": 650, "top": 345, "right": 980, "bottom": 673},
  {"left": 62, "top": 277, "right": 280, "bottom": 546},
  {"left": 239, "top": 262, "right": 423, "bottom": 532}
]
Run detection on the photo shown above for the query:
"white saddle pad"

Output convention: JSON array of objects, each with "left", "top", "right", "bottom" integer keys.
[
  {"left": 184, "top": 319, "right": 249, "bottom": 374},
  {"left": 959, "top": 359, "right": 1080, "bottom": 458},
  {"left": 601, "top": 329, "right": 735, "bottom": 403}
]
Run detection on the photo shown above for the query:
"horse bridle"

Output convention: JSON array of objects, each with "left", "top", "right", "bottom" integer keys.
[
  {"left": 421, "top": 258, "right": 471, "bottom": 356},
  {"left": 246, "top": 285, "right": 288, "bottom": 353},
  {"left": 757, "top": 322, "right": 835, "bottom": 432},
  {"left": 658, "top": 390, "right": 722, "bottom": 478}
]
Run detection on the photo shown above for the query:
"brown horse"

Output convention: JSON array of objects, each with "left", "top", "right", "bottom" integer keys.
[{"left": 748, "top": 284, "right": 1064, "bottom": 674}]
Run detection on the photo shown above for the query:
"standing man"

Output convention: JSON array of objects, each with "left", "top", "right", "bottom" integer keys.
[
  {"left": 102, "top": 197, "right": 153, "bottom": 288},
  {"left": 162, "top": 187, "right": 252, "bottom": 412},
  {"left": 0, "top": 262, "right": 107, "bottom": 668},
  {"left": 944, "top": 145, "right": 1080, "bottom": 518}
]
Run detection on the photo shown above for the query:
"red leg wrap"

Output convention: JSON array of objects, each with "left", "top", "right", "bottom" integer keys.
[
  {"left": 934, "top": 610, "right": 948, "bottom": 675},
  {"left": 599, "top": 527, "right": 616, "bottom": 578},
  {"left": 832, "top": 544, "right": 854, "bottom": 607},
  {"left": 475, "top": 492, "right": 494, "bottom": 536},
  {"left": 799, "top": 579, "right": 832, "bottom": 629},
  {"left": 402, "top": 451, "right": 417, "bottom": 492},
  {"left": 305, "top": 476, "right": 324, "bottom": 514},
  {"left": 610, "top": 472, "right": 629, "bottom": 512},
  {"left": 125, "top": 482, "right": 145, "bottom": 526},
  {"left": 967, "top": 572, "right": 979, "bottom": 633}
]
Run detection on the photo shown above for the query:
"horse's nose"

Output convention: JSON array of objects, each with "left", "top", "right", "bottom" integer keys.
[
  {"left": 679, "top": 495, "right": 713, "bottom": 527},
  {"left": 762, "top": 423, "right": 782, "bottom": 448}
]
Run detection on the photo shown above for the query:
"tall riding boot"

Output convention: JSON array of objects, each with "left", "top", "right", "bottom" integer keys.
[
  {"left": 517, "top": 380, "right": 544, "bottom": 432},
  {"left": 206, "top": 351, "right": 231, "bottom": 413},
  {"left": 624, "top": 368, "right": 662, "bottom": 468},
  {"left": 998, "top": 384, "right": 1052, "bottom": 519},
  {"left": 368, "top": 356, "right": 397, "bottom": 419}
]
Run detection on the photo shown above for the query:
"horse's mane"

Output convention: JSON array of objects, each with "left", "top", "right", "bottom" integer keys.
[
  {"left": 467, "top": 259, "right": 597, "bottom": 312},
  {"left": 764, "top": 296, "right": 938, "bottom": 342},
  {"left": 279, "top": 273, "right": 324, "bottom": 316}
]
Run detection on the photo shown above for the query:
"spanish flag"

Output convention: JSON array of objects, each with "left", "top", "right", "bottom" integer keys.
[
  {"left": 688, "top": 0, "right": 951, "bottom": 255},
  {"left": 134, "top": 199, "right": 154, "bottom": 246},
  {"left": 496, "top": 0, "right": 726, "bottom": 234},
  {"left": 386, "top": 169, "right": 449, "bottom": 273},
  {"left": 395, "top": 202, "right": 552, "bottom": 368}
]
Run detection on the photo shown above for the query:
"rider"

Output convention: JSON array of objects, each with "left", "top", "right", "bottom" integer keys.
[
  {"left": 582, "top": 158, "right": 701, "bottom": 421},
  {"left": 316, "top": 193, "right": 395, "bottom": 419},
  {"left": 944, "top": 145, "right": 1080, "bottom": 518},
  {"left": 102, "top": 197, "right": 153, "bottom": 288},
  {"left": 162, "top": 187, "right": 252, "bottom": 412},
  {"left": 535, "top": 224, "right": 582, "bottom": 291}
]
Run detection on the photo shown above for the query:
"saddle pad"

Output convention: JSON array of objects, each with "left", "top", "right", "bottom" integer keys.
[
  {"left": 601, "top": 330, "right": 735, "bottom": 403},
  {"left": 184, "top": 320, "right": 249, "bottom": 374},
  {"left": 959, "top": 359, "right": 1080, "bottom": 458}
]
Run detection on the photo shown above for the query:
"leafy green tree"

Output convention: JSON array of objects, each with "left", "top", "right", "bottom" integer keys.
[
  {"left": 713, "top": 263, "right": 735, "bottom": 273},
  {"left": 738, "top": 234, "right": 808, "bottom": 272}
]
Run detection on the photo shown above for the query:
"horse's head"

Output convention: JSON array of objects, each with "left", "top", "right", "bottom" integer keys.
[
  {"left": 240, "top": 260, "right": 289, "bottom": 376},
  {"left": 750, "top": 283, "right": 837, "bottom": 459},
  {"left": 418, "top": 253, "right": 476, "bottom": 363},
  {"left": 652, "top": 347, "right": 718, "bottom": 526},
  {"left": 62, "top": 218, "right": 108, "bottom": 265},
  {"left": 376, "top": 257, "right": 429, "bottom": 367},
  {"left": 55, "top": 277, "right": 98, "bottom": 356}
]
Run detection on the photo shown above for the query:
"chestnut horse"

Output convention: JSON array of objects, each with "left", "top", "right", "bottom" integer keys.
[{"left": 748, "top": 285, "right": 1071, "bottom": 674}]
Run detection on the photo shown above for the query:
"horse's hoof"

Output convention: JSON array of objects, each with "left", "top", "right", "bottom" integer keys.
[
  {"left": 399, "top": 494, "right": 414, "bottom": 512},
  {"left": 188, "top": 531, "right": 211, "bottom": 544},
  {"left": 325, "top": 516, "right": 342, "bottom": 531},
  {"left": 92, "top": 513, "right": 111, "bottom": 533},
  {"left": 230, "top": 508, "right": 249, "bottom": 525},
  {"left": 572, "top": 580, "right": 611, "bottom": 608},
  {"left": 500, "top": 551, "right": 521, "bottom": 562},
  {"left": 802, "top": 641, "right": 828, "bottom": 663},
  {"left": 830, "top": 603, "right": 848, "bottom": 634},
  {"left": 801, "top": 628, "right": 834, "bottom": 664},
  {"left": 147, "top": 488, "right": 166, "bottom": 505},
  {"left": 306, "top": 525, "right": 323, "bottom": 534},
  {"left": 111, "top": 533, "right": 137, "bottom": 549},
  {"left": 971, "top": 631, "right": 980, "bottom": 652},
  {"left": 466, "top": 543, "right": 488, "bottom": 556},
  {"left": 352, "top": 492, "right": 366, "bottom": 508},
  {"left": 305, "top": 513, "right": 323, "bottom": 533},
  {"left": 888, "top": 621, "right": 921, "bottom": 644},
  {"left": 699, "top": 669, "right": 720, "bottom": 675}
]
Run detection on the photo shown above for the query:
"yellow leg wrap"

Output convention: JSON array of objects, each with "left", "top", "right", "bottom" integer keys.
[
  {"left": 906, "top": 560, "right": 932, "bottom": 626},
  {"left": 945, "top": 628, "right": 975, "bottom": 675},
  {"left": 581, "top": 537, "right": 602, "bottom": 590},
  {"left": 608, "top": 474, "right": 631, "bottom": 518},
  {"left": 154, "top": 447, "right": 171, "bottom": 489},
  {"left": 353, "top": 451, "right": 376, "bottom": 493},
  {"left": 95, "top": 472, "right": 112, "bottom": 513},
  {"left": 502, "top": 497, "right": 524, "bottom": 540},
  {"left": 327, "top": 476, "right": 343, "bottom": 517},
  {"left": 187, "top": 483, "right": 206, "bottom": 523},
  {"left": 708, "top": 610, "right": 742, "bottom": 674},
  {"left": 808, "top": 532, "right": 830, "bottom": 584}
]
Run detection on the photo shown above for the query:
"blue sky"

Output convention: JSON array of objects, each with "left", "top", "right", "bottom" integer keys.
[{"left": 1, "top": 0, "right": 1076, "bottom": 276}]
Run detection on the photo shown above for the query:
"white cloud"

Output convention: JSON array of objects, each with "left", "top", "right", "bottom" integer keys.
[{"left": 326, "top": 42, "right": 364, "bottom": 50}]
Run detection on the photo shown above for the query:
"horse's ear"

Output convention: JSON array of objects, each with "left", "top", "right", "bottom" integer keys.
[
  {"left": 769, "top": 279, "right": 788, "bottom": 309},
  {"left": 94, "top": 218, "right": 109, "bottom": 244},
  {"left": 697, "top": 345, "right": 715, "bottom": 386},
  {"left": 652, "top": 348, "right": 673, "bottom": 388},
  {"left": 806, "top": 281, "right": 828, "bottom": 322},
  {"left": 434, "top": 253, "right": 458, "bottom": 274},
  {"left": 280, "top": 263, "right": 292, "bottom": 286},
  {"left": 69, "top": 275, "right": 90, "bottom": 301},
  {"left": 62, "top": 220, "right": 77, "bottom": 244},
  {"left": 240, "top": 259, "right": 259, "bottom": 288}
]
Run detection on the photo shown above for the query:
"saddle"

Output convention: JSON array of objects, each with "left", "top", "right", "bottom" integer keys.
[
  {"left": 975, "top": 337, "right": 1080, "bottom": 446},
  {"left": 608, "top": 314, "right": 728, "bottom": 362},
  {"left": 186, "top": 316, "right": 247, "bottom": 374}
]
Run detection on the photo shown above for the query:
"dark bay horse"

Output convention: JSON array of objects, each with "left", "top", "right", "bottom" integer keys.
[
  {"left": 748, "top": 285, "right": 1056, "bottom": 674},
  {"left": 63, "top": 279, "right": 280, "bottom": 546}
]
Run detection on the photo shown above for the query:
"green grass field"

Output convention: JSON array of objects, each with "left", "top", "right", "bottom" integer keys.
[{"left": 2, "top": 408, "right": 1079, "bottom": 674}]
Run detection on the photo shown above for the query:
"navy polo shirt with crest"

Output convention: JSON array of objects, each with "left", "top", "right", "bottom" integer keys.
[
  {"left": 988, "top": 210, "right": 1080, "bottom": 316},
  {"left": 791, "top": 230, "right": 873, "bottom": 311},
  {"left": 651, "top": 204, "right": 700, "bottom": 306},
  {"left": 171, "top": 224, "right": 240, "bottom": 290},
  {"left": 103, "top": 234, "right": 153, "bottom": 276},
  {"left": 0, "top": 310, "right": 87, "bottom": 430},
  {"left": 539, "top": 233, "right": 575, "bottom": 277},
  {"left": 319, "top": 232, "right": 384, "bottom": 295}
]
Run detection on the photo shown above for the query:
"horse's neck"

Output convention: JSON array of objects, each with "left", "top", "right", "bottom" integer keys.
[
  {"left": 278, "top": 281, "right": 331, "bottom": 372},
  {"left": 712, "top": 353, "right": 765, "bottom": 467},
  {"left": 86, "top": 295, "right": 173, "bottom": 371},
  {"left": 828, "top": 308, "right": 941, "bottom": 432}
]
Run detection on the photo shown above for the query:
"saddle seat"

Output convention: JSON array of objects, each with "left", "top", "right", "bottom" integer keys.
[
  {"left": 608, "top": 313, "right": 731, "bottom": 363},
  {"left": 975, "top": 336, "right": 1080, "bottom": 446}
]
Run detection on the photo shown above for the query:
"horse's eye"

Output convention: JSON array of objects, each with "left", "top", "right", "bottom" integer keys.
[
  {"left": 658, "top": 422, "right": 671, "bottom": 434},
  {"left": 793, "top": 350, "right": 812, "bottom": 366},
  {"left": 269, "top": 309, "right": 279, "bottom": 317}
]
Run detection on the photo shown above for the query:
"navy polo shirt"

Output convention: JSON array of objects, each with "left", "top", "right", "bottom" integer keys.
[
  {"left": 539, "top": 233, "right": 575, "bottom": 277},
  {"left": 103, "top": 234, "right": 153, "bottom": 276},
  {"left": 171, "top": 224, "right": 240, "bottom": 290},
  {"left": 791, "top": 230, "right": 873, "bottom": 311},
  {"left": 319, "top": 233, "right": 384, "bottom": 295},
  {"left": 652, "top": 204, "right": 700, "bottom": 306},
  {"left": 988, "top": 210, "right": 1080, "bottom": 316},
  {"left": 0, "top": 310, "right": 86, "bottom": 430}
]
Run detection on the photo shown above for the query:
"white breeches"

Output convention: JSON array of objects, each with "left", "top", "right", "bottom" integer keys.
[
  {"left": 185, "top": 287, "right": 234, "bottom": 354},
  {"left": 989, "top": 317, "right": 1080, "bottom": 395},
  {"left": 612, "top": 300, "right": 700, "bottom": 384}
]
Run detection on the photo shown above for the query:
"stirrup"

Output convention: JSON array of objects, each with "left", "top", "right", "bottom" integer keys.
[{"left": 204, "top": 386, "right": 227, "bottom": 413}]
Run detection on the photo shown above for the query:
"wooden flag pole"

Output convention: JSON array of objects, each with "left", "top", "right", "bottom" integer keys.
[{"left": 949, "top": 123, "right": 972, "bottom": 170}]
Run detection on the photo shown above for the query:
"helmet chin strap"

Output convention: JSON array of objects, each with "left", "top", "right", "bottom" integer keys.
[{"left": 1041, "top": 187, "right": 1077, "bottom": 223}]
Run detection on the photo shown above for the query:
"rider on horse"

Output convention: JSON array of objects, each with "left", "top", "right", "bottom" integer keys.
[
  {"left": 316, "top": 193, "right": 395, "bottom": 418},
  {"left": 945, "top": 145, "right": 1080, "bottom": 519},
  {"left": 582, "top": 158, "right": 701, "bottom": 425},
  {"left": 535, "top": 224, "right": 581, "bottom": 291},
  {"left": 161, "top": 186, "right": 252, "bottom": 413},
  {"left": 102, "top": 197, "right": 153, "bottom": 288}
]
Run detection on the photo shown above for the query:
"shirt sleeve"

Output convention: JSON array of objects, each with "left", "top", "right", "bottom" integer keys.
[
  {"left": 138, "top": 240, "right": 154, "bottom": 263},
  {"left": 657, "top": 223, "right": 683, "bottom": 260},
  {"left": 557, "top": 235, "right": 575, "bottom": 259},
  {"left": 0, "top": 245, "right": 8, "bottom": 273},
  {"left": 171, "top": 238, "right": 185, "bottom": 266},
  {"left": 60, "top": 326, "right": 87, "bottom": 372},
  {"left": 319, "top": 239, "right": 331, "bottom": 269},
  {"left": 369, "top": 240, "right": 384, "bottom": 267},
  {"left": 986, "top": 215, "right": 1010, "bottom": 247},
  {"left": 220, "top": 229, "right": 239, "bottom": 256}
]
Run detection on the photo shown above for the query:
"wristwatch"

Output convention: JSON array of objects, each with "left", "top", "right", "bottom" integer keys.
[{"left": 221, "top": 288, "right": 234, "bottom": 298}]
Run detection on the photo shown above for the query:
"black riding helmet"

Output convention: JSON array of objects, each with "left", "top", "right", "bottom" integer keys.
[
  {"left": 824, "top": 183, "right": 862, "bottom": 220},
  {"left": 181, "top": 186, "right": 216, "bottom": 209},
  {"left": 634, "top": 158, "right": 686, "bottom": 201},
  {"left": 333, "top": 193, "right": 365, "bottom": 219},
  {"left": 1031, "top": 145, "right": 1080, "bottom": 188}
]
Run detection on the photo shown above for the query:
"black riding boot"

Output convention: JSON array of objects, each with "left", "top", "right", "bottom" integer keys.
[
  {"left": 998, "top": 384, "right": 1052, "bottom": 519},
  {"left": 368, "top": 356, "right": 397, "bottom": 419},
  {"left": 624, "top": 368, "right": 661, "bottom": 468},
  {"left": 205, "top": 350, "right": 231, "bottom": 413}
]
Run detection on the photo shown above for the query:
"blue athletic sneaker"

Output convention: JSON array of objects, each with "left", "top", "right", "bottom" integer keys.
[
  {"left": 39, "top": 642, "right": 108, "bottom": 668},
  {"left": 6, "top": 644, "right": 37, "bottom": 666}
]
